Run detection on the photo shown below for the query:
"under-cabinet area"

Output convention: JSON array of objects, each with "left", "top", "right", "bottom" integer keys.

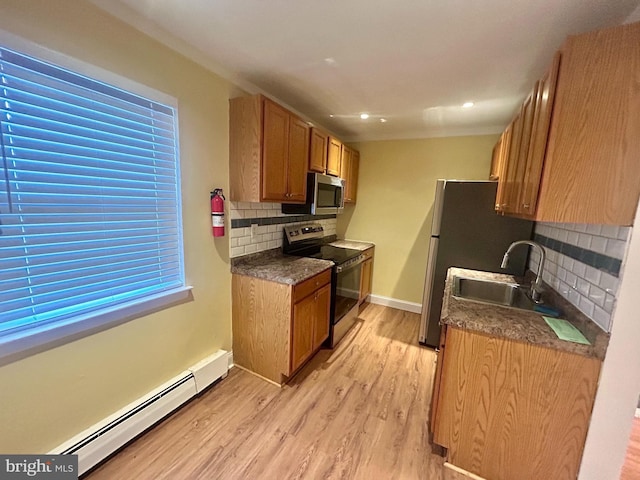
[
  {"left": 232, "top": 268, "right": 331, "bottom": 385},
  {"left": 231, "top": 238, "right": 375, "bottom": 386},
  {"left": 430, "top": 268, "right": 608, "bottom": 480}
]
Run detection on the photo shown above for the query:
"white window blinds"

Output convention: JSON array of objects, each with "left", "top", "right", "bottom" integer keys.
[{"left": 0, "top": 46, "right": 184, "bottom": 342}]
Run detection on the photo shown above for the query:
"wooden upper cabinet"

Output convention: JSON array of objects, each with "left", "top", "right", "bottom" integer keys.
[
  {"left": 287, "top": 116, "right": 310, "bottom": 202},
  {"left": 340, "top": 146, "right": 360, "bottom": 204},
  {"left": 340, "top": 145, "right": 352, "bottom": 201},
  {"left": 535, "top": 22, "right": 640, "bottom": 224},
  {"left": 327, "top": 136, "right": 342, "bottom": 177},
  {"left": 498, "top": 84, "right": 538, "bottom": 216},
  {"left": 494, "top": 125, "right": 512, "bottom": 212},
  {"left": 349, "top": 149, "right": 359, "bottom": 203},
  {"left": 512, "top": 83, "right": 539, "bottom": 215},
  {"left": 262, "top": 99, "right": 290, "bottom": 201},
  {"left": 229, "top": 94, "right": 309, "bottom": 203},
  {"left": 520, "top": 53, "right": 560, "bottom": 217},
  {"left": 309, "top": 128, "right": 329, "bottom": 173},
  {"left": 500, "top": 110, "right": 524, "bottom": 214},
  {"left": 489, "top": 135, "right": 503, "bottom": 181},
  {"left": 496, "top": 22, "right": 640, "bottom": 224}
]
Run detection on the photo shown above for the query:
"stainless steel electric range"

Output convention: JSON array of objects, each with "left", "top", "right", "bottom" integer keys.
[{"left": 283, "top": 223, "right": 365, "bottom": 347}]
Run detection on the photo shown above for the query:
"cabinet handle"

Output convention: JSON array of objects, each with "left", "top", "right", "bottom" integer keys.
[{"left": 522, "top": 203, "right": 530, "bottom": 209}]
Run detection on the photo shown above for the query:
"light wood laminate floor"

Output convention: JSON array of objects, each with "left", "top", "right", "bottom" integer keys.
[
  {"left": 86, "top": 304, "right": 453, "bottom": 479},
  {"left": 621, "top": 416, "right": 640, "bottom": 480}
]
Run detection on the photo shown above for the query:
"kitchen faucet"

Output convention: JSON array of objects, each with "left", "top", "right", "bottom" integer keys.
[{"left": 501, "top": 240, "right": 546, "bottom": 303}]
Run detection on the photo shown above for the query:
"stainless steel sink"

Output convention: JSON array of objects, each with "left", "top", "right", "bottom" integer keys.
[{"left": 452, "top": 275, "right": 535, "bottom": 310}]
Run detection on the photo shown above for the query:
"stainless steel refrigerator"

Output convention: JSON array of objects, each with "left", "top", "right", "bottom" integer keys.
[{"left": 419, "top": 180, "right": 533, "bottom": 347}]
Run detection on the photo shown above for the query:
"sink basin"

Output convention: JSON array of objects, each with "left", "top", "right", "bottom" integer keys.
[{"left": 452, "top": 275, "right": 535, "bottom": 310}]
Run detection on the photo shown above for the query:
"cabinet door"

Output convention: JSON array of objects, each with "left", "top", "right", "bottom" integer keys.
[
  {"left": 489, "top": 135, "right": 503, "bottom": 181},
  {"left": 262, "top": 99, "right": 289, "bottom": 201},
  {"left": 291, "top": 293, "right": 316, "bottom": 373},
  {"left": 513, "top": 84, "right": 539, "bottom": 215},
  {"left": 495, "top": 123, "right": 513, "bottom": 212},
  {"left": 340, "top": 146, "right": 352, "bottom": 201},
  {"left": 359, "top": 258, "right": 372, "bottom": 302},
  {"left": 309, "top": 128, "right": 328, "bottom": 173},
  {"left": 520, "top": 53, "right": 560, "bottom": 217},
  {"left": 429, "top": 325, "right": 447, "bottom": 435},
  {"left": 349, "top": 149, "right": 359, "bottom": 203},
  {"left": 313, "top": 284, "right": 331, "bottom": 350},
  {"left": 327, "top": 137, "right": 342, "bottom": 176},
  {"left": 435, "top": 327, "right": 601, "bottom": 480},
  {"left": 501, "top": 109, "right": 524, "bottom": 214},
  {"left": 536, "top": 23, "right": 640, "bottom": 224},
  {"left": 287, "top": 116, "right": 310, "bottom": 203}
]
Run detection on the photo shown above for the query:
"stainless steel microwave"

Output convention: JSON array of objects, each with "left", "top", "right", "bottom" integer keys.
[{"left": 282, "top": 173, "right": 345, "bottom": 215}]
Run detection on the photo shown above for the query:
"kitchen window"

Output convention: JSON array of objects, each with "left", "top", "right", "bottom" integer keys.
[{"left": 0, "top": 44, "right": 187, "bottom": 362}]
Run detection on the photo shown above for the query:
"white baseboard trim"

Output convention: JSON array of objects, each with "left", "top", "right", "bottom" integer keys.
[
  {"left": 51, "top": 349, "right": 231, "bottom": 475},
  {"left": 368, "top": 294, "right": 422, "bottom": 314}
]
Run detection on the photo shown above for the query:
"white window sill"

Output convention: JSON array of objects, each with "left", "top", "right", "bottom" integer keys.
[{"left": 0, "top": 286, "right": 193, "bottom": 367}]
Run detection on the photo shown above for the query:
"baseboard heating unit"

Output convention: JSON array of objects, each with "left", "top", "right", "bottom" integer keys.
[{"left": 50, "top": 349, "right": 230, "bottom": 476}]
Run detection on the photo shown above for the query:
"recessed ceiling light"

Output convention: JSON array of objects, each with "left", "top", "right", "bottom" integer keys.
[
  {"left": 462, "top": 102, "right": 474, "bottom": 108},
  {"left": 380, "top": 118, "right": 387, "bottom": 123},
  {"left": 360, "top": 113, "right": 369, "bottom": 120},
  {"left": 329, "top": 114, "right": 334, "bottom": 118}
]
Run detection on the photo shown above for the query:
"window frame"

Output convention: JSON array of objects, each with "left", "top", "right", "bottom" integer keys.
[{"left": 0, "top": 29, "right": 191, "bottom": 366}]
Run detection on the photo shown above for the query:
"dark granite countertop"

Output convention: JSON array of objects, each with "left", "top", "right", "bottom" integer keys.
[
  {"left": 230, "top": 249, "right": 333, "bottom": 285},
  {"left": 329, "top": 240, "right": 375, "bottom": 251},
  {"left": 441, "top": 267, "right": 609, "bottom": 360}
]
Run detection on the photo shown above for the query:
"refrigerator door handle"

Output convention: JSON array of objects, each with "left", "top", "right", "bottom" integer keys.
[
  {"left": 419, "top": 236, "right": 440, "bottom": 343},
  {"left": 431, "top": 180, "right": 446, "bottom": 237}
]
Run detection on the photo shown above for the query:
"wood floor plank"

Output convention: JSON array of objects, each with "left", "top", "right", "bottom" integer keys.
[
  {"left": 86, "top": 304, "right": 444, "bottom": 480},
  {"left": 621, "top": 416, "right": 640, "bottom": 480}
]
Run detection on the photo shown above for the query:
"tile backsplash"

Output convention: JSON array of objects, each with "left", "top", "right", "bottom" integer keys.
[
  {"left": 529, "top": 222, "right": 631, "bottom": 332},
  {"left": 229, "top": 202, "right": 337, "bottom": 258}
]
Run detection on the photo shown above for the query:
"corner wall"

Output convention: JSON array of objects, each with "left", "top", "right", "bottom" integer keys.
[
  {"left": 337, "top": 135, "right": 498, "bottom": 305},
  {"left": 0, "top": 0, "right": 233, "bottom": 453}
]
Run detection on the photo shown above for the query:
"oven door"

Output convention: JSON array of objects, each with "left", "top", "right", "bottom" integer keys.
[{"left": 334, "top": 257, "right": 363, "bottom": 322}]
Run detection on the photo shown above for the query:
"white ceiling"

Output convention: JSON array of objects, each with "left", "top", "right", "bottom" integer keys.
[{"left": 91, "top": 0, "right": 640, "bottom": 142}]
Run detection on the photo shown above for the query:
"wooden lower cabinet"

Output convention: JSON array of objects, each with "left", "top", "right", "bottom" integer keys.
[
  {"left": 232, "top": 269, "right": 331, "bottom": 385},
  {"left": 358, "top": 247, "right": 374, "bottom": 305},
  {"left": 432, "top": 326, "right": 601, "bottom": 480},
  {"left": 291, "top": 282, "right": 330, "bottom": 372}
]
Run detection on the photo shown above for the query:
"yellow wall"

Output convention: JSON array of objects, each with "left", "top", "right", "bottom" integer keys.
[
  {"left": 338, "top": 136, "right": 498, "bottom": 304},
  {"left": 0, "top": 1, "right": 235, "bottom": 452}
]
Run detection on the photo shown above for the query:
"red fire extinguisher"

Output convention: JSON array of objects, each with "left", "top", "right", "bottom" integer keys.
[{"left": 211, "top": 188, "right": 225, "bottom": 237}]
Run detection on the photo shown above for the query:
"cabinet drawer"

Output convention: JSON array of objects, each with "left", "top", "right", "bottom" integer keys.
[{"left": 293, "top": 269, "right": 331, "bottom": 303}]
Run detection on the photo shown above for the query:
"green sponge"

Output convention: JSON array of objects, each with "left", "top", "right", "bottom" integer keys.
[{"left": 534, "top": 304, "right": 562, "bottom": 317}]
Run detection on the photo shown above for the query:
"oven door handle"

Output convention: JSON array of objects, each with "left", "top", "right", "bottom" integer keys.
[{"left": 335, "top": 254, "right": 365, "bottom": 273}]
